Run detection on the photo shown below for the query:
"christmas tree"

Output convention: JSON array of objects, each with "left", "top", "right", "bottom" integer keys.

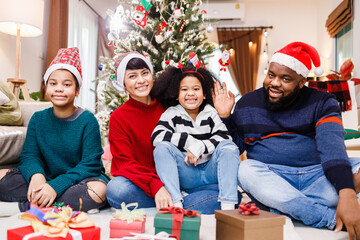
[{"left": 96, "top": 0, "right": 216, "bottom": 137}]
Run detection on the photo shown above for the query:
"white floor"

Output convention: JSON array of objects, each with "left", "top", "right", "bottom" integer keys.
[{"left": 0, "top": 207, "right": 350, "bottom": 240}]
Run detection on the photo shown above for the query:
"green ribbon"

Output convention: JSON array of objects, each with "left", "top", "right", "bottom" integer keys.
[{"left": 113, "top": 202, "right": 145, "bottom": 223}]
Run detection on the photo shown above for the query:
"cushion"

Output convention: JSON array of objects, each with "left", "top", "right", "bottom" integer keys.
[
  {"left": 0, "top": 126, "right": 27, "bottom": 168},
  {"left": 0, "top": 90, "right": 10, "bottom": 105},
  {"left": 0, "top": 80, "right": 23, "bottom": 126},
  {"left": 345, "top": 129, "right": 360, "bottom": 140}
]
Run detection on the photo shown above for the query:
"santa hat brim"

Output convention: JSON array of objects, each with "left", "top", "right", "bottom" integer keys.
[
  {"left": 270, "top": 52, "right": 309, "bottom": 78},
  {"left": 43, "top": 63, "right": 83, "bottom": 87}
]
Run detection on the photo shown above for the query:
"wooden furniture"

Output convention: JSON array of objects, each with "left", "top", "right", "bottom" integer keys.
[{"left": 7, "top": 78, "right": 31, "bottom": 101}]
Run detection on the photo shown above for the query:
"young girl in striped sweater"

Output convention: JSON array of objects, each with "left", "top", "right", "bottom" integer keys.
[{"left": 151, "top": 65, "right": 240, "bottom": 210}]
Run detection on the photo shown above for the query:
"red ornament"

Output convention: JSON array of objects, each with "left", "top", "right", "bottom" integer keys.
[{"left": 238, "top": 203, "right": 260, "bottom": 215}]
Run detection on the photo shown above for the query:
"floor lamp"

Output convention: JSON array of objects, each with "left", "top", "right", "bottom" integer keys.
[{"left": 0, "top": 0, "right": 44, "bottom": 101}]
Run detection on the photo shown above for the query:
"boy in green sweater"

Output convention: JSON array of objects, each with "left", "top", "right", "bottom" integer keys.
[{"left": 0, "top": 47, "right": 108, "bottom": 216}]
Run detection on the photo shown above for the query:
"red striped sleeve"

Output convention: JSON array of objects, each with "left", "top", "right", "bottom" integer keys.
[{"left": 315, "top": 116, "right": 343, "bottom": 127}]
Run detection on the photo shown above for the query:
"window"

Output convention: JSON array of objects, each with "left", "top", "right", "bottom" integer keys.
[{"left": 335, "top": 22, "right": 353, "bottom": 70}]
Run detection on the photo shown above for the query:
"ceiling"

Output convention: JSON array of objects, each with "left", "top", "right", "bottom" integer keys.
[{"left": 85, "top": 0, "right": 241, "bottom": 18}]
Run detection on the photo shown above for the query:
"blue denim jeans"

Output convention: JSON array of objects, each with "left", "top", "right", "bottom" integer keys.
[
  {"left": 238, "top": 158, "right": 360, "bottom": 229},
  {"left": 153, "top": 140, "right": 240, "bottom": 205},
  {"left": 106, "top": 178, "right": 242, "bottom": 214}
]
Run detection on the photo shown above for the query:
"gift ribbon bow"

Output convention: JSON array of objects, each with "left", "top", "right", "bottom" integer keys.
[
  {"left": 158, "top": 207, "right": 199, "bottom": 240},
  {"left": 20, "top": 203, "right": 94, "bottom": 238},
  {"left": 113, "top": 202, "right": 146, "bottom": 223},
  {"left": 238, "top": 203, "right": 260, "bottom": 215},
  {"left": 121, "top": 231, "right": 177, "bottom": 240}
]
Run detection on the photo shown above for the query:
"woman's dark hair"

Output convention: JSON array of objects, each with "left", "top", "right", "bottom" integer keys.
[
  {"left": 152, "top": 65, "right": 217, "bottom": 111},
  {"left": 126, "top": 57, "right": 151, "bottom": 71}
]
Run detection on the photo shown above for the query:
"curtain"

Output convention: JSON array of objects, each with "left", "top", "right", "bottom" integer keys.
[
  {"left": 68, "top": 0, "right": 99, "bottom": 113},
  {"left": 326, "top": 0, "right": 353, "bottom": 37},
  {"left": 98, "top": 17, "right": 115, "bottom": 60},
  {"left": 42, "top": 0, "right": 69, "bottom": 98},
  {"left": 217, "top": 29, "right": 262, "bottom": 95}
]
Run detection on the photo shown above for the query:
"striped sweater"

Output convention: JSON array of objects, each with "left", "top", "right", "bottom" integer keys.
[
  {"left": 223, "top": 86, "right": 354, "bottom": 192},
  {"left": 151, "top": 104, "right": 232, "bottom": 165}
]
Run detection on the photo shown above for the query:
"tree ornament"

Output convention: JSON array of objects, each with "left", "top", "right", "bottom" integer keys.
[
  {"left": 143, "top": 39, "right": 150, "bottom": 47},
  {"left": 206, "top": 24, "right": 214, "bottom": 33},
  {"left": 191, "top": 14, "right": 199, "bottom": 22},
  {"left": 179, "top": 20, "right": 186, "bottom": 32},
  {"left": 174, "top": 8, "right": 182, "bottom": 19},
  {"left": 132, "top": 0, "right": 153, "bottom": 27},
  {"left": 188, "top": 52, "right": 201, "bottom": 68},
  {"left": 155, "top": 34, "right": 164, "bottom": 44},
  {"left": 219, "top": 49, "right": 231, "bottom": 71},
  {"left": 165, "top": 29, "right": 173, "bottom": 38},
  {"left": 98, "top": 64, "right": 104, "bottom": 71}
]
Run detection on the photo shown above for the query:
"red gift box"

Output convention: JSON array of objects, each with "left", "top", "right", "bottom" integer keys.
[
  {"left": 7, "top": 225, "right": 100, "bottom": 240},
  {"left": 109, "top": 218, "right": 146, "bottom": 238}
]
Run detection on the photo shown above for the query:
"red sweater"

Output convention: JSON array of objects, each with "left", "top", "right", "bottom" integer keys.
[{"left": 109, "top": 97, "right": 165, "bottom": 198}]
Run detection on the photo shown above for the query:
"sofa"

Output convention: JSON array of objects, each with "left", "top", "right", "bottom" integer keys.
[{"left": 0, "top": 100, "right": 52, "bottom": 168}]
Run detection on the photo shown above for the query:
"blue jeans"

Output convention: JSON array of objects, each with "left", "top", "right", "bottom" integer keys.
[
  {"left": 106, "top": 176, "right": 240, "bottom": 214},
  {"left": 153, "top": 140, "right": 240, "bottom": 204},
  {"left": 238, "top": 158, "right": 360, "bottom": 229}
]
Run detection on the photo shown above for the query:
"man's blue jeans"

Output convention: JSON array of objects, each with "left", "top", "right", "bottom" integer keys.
[
  {"left": 238, "top": 158, "right": 360, "bottom": 229},
  {"left": 106, "top": 176, "right": 241, "bottom": 214},
  {"left": 153, "top": 140, "right": 240, "bottom": 205}
]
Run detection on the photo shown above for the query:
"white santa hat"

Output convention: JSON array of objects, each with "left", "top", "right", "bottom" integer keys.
[
  {"left": 269, "top": 42, "right": 324, "bottom": 78},
  {"left": 43, "top": 47, "right": 83, "bottom": 87},
  {"left": 114, "top": 51, "right": 153, "bottom": 93}
]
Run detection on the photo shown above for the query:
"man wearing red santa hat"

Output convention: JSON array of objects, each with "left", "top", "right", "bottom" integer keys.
[{"left": 213, "top": 41, "right": 360, "bottom": 238}]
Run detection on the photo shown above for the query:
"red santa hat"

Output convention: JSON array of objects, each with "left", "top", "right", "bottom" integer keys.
[
  {"left": 43, "top": 47, "right": 83, "bottom": 87},
  {"left": 114, "top": 51, "right": 153, "bottom": 93},
  {"left": 269, "top": 42, "right": 324, "bottom": 78}
]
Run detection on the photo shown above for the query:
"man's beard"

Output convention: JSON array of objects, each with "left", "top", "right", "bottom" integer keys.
[{"left": 263, "top": 84, "right": 301, "bottom": 111}]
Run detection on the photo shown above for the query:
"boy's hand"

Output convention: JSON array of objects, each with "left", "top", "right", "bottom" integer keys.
[
  {"left": 28, "top": 173, "right": 46, "bottom": 202},
  {"left": 184, "top": 150, "right": 198, "bottom": 167},
  {"left": 31, "top": 183, "right": 57, "bottom": 207}
]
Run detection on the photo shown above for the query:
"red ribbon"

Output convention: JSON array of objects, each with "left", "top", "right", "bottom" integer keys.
[
  {"left": 238, "top": 203, "right": 259, "bottom": 215},
  {"left": 157, "top": 207, "right": 199, "bottom": 240}
]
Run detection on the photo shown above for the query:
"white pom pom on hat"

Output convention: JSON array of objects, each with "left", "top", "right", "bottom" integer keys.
[
  {"left": 269, "top": 42, "right": 323, "bottom": 77},
  {"left": 113, "top": 52, "right": 153, "bottom": 93}
]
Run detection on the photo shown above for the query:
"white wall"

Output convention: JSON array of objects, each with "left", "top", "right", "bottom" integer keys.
[{"left": 0, "top": 0, "right": 49, "bottom": 93}]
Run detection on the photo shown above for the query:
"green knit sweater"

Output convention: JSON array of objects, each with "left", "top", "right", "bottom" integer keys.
[{"left": 18, "top": 107, "right": 108, "bottom": 196}]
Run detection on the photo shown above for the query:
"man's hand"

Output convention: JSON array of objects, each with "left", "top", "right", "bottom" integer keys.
[
  {"left": 335, "top": 188, "right": 360, "bottom": 240},
  {"left": 154, "top": 186, "right": 173, "bottom": 210},
  {"left": 28, "top": 173, "right": 46, "bottom": 202},
  {"left": 31, "top": 183, "right": 57, "bottom": 207},
  {"left": 184, "top": 150, "right": 198, "bottom": 167},
  {"left": 212, "top": 81, "right": 235, "bottom": 118}
]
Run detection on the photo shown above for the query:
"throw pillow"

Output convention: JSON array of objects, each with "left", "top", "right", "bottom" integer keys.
[
  {"left": 0, "top": 80, "right": 23, "bottom": 126},
  {"left": 0, "top": 90, "right": 10, "bottom": 105}
]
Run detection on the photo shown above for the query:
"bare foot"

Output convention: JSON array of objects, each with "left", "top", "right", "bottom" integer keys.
[
  {"left": 0, "top": 169, "right": 10, "bottom": 181},
  {"left": 353, "top": 169, "right": 360, "bottom": 193}
]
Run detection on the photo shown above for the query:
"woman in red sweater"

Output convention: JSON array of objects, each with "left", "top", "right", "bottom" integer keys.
[{"left": 106, "top": 52, "right": 225, "bottom": 213}]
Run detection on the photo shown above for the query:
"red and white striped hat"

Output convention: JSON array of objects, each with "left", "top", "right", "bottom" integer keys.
[
  {"left": 269, "top": 42, "right": 323, "bottom": 78},
  {"left": 43, "top": 47, "right": 83, "bottom": 87}
]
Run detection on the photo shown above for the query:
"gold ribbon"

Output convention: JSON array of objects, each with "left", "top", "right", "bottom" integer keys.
[
  {"left": 20, "top": 205, "right": 94, "bottom": 238},
  {"left": 113, "top": 202, "right": 146, "bottom": 223}
]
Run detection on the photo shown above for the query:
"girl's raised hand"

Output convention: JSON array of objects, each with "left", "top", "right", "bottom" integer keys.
[
  {"left": 184, "top": 150, "right": 198, "bottom": 167},
  {"left": 212, "top": 81, "right": 235, "bottom": 118}
]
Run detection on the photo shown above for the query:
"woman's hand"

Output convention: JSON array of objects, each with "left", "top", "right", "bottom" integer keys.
[
  {"left": 184, "top": 150, "right": 198, "bottom": 167},
  {"left": 154, "top": 186, "right": 173, "bottom": 210},
  {"left": 28, "top": 173, "right": 46, "bottom": 202}
]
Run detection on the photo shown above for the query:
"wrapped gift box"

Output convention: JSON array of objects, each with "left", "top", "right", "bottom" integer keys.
[
  {"left": 7, "top": 225, "right": 100, "bottom": 240},
  {"left": 215, "top": 209, "right": 285, "bottom": 240},
  {"left": 109, "top": 218, "right": 146, "bottom": 238},
  {"left": 154, "top": 211, "right": 200, "bottom": 240}
]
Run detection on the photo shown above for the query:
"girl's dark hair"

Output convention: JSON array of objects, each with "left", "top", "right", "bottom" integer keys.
[
  {"left": 126, "top": 57, "right": 151, "bottom": 71},
  {"left": 152, "top": 65, "right": 217, "bottom": 111}
]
